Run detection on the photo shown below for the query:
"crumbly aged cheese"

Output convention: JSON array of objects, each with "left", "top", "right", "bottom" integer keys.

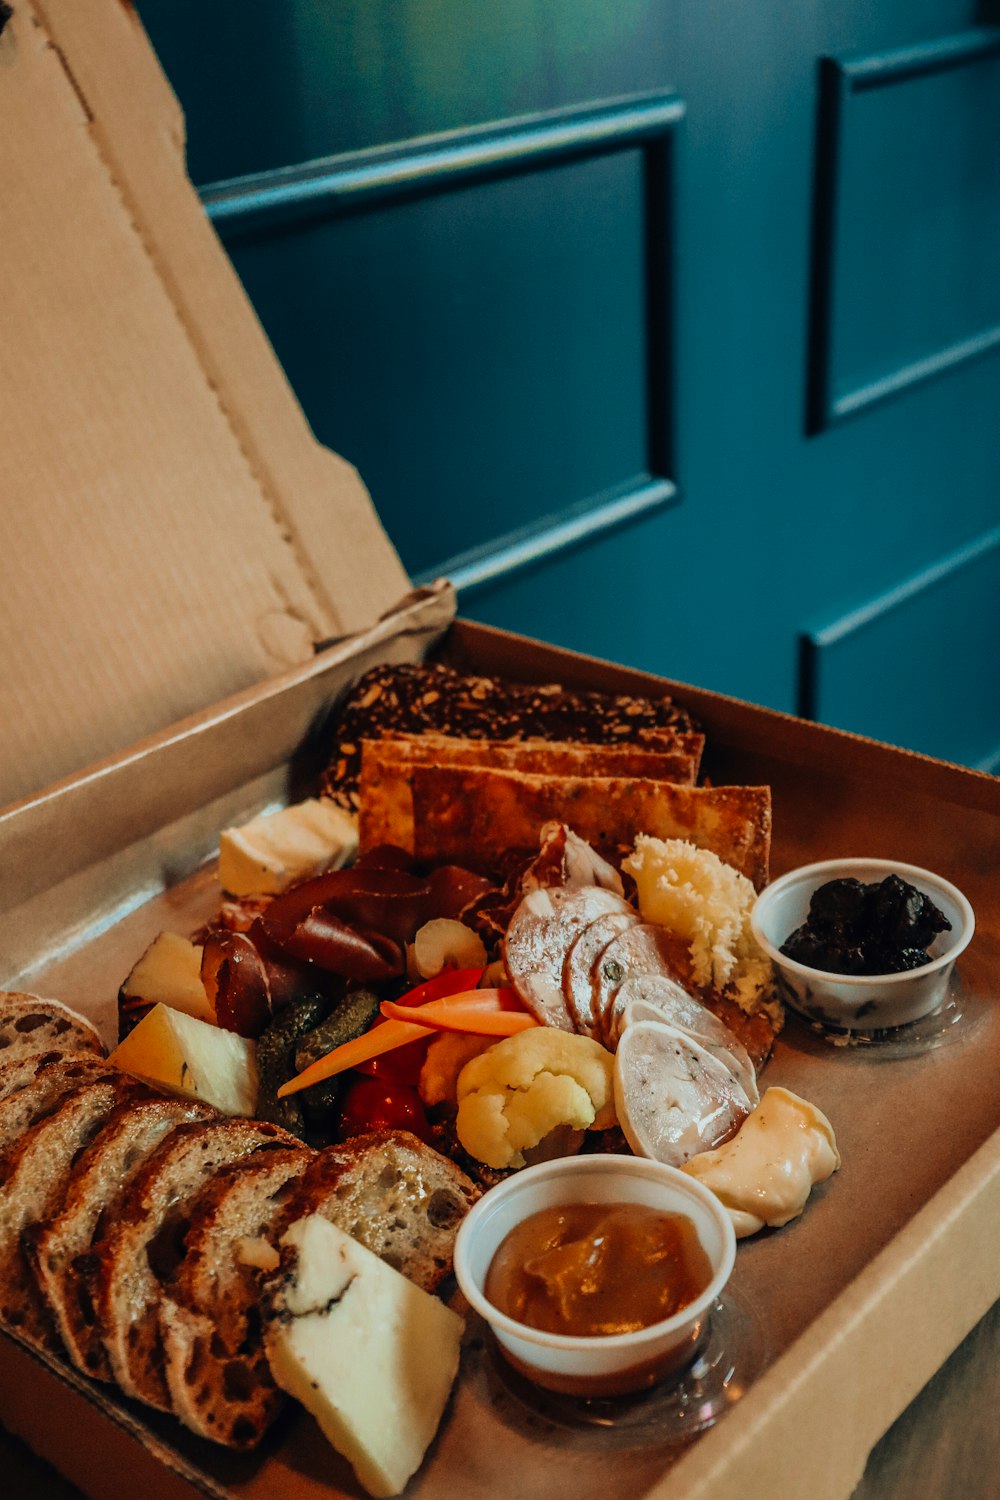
[
  {"left": 120, "top": 931, "right": 213, "bottom": 1023},
  {"left": 682, "top": 1086, "right": 840, "bottom": 1237},
  {"left": 109, "top": 1003, "right": 258, "bottom": 1116},
  {"left": 262, "top": 1215, "right": 464, "bottom": 1499},
  {"left": 218, "top": 799, "right": 358, "bottom": 897},
  {"left": 623, "top": 836, "right": 773, "bottom": 1007}
]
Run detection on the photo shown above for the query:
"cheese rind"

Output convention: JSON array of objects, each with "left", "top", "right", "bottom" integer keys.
[
  {"left": 219, "top": 799, "right": 358, "bottom": 896},
  {"left": 262, "top": 1215, "right": 463, "bottom": 1498},
  {"left": 108, "top": 1002, "right": 258, "bottom": 1116},
  {"left": 682, "top": 1085, "right": 840, "bottom": 1237}
]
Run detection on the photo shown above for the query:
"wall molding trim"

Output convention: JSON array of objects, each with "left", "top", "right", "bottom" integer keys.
[
  {"left": 806, "top": 26, "right": 1000, "bottom": 433},
  {"left": 203, "top": 93, "right": 686, "bottom": 598}
]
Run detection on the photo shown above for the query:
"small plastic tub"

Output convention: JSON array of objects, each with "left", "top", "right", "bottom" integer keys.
[
  {"left": 453, "top": 1154, "right": 735, "bottom": 1397},
  {"left": 751, "top": 857, "right": 975, "bottom": 1032}
]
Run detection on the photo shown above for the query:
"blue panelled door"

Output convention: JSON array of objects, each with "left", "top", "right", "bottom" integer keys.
[{"left": 137, "top": 0, "right": 1000, "bottom": 770}]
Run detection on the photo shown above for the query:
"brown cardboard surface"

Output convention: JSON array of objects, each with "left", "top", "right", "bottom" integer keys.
[
  {"left": 0, "top": 0, "right": 408, "bottom": 808},
  {"left": 2, "top": 621, "right": 1000, "bottom": 1500}
]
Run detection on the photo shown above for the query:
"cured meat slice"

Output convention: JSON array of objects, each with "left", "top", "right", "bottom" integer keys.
[
  {"left": 589, "top": 923, "right": 687, "bottom": 1045},
  {"left": 614, "top": 1020, "right": 753, "bottom": 1166},
  {"left": 521, "top": 822, "right": 624, "bottom": 898},
  {"left": 611, "top": 976, "right": 759, "bottom": 1105},
  {"left": 562, "top": 911, "right": 639, "bottom": 1038},
  {"left": 503, "top": 885, "right": 633, "bottom": 1030}
]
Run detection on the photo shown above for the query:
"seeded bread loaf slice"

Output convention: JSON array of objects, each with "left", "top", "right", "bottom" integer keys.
[
  {"left": 159, "top": 1145, "right": 312, "bottom": 1448},
  {"left": 0, "top": 1075, "right": 147, "bottom": 1348},
  {"left": 0, "top": 992, "right": 105, "bottom": 1066},
  {"left": 279, "top": 1130, "right": 479, "bottom": 1294},
  {"left": 93, "top": 1118, "right": 300, "bottom": 1412},
  {"left": 0, "top": 1055, "right": 114, "bottom": 1160},
  {"left": 31, "top": 1094, "right": 217, "bottom": 1380}
]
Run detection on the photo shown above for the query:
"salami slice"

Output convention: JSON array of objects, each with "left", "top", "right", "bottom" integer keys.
[
  {"left": 590, "top": 923, "right": 683, "bottom": 1046},
  {"left": 503, "top": 885, "right": 633, "bottom": 1030},
  {"left": 611, "top": 976, "right": 759, "bottom": 1104},
  {"left": 562, "top": 911, "right": 639, "bottom": 1038},
  {"left": 613, "top": 1019, "right": 753, "bottom": 1166}
]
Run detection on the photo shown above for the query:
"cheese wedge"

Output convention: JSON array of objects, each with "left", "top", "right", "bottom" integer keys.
[
  {"left": 109, "top": 1003, "right": 258, "bottom": 1116},
  {"left": 219, "top": 799, "right": 358, "bottom": 897},
  {"left": 262, "top": 1215, "right": 463, "bottom": 1498},
  {"left": 120, "top": 931, "right": 213, "bottom": 1023}
]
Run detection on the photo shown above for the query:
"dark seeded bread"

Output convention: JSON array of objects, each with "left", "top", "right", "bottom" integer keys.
[
  {"left": 0, "top": 992, "right": 105, "bottom": 1066},
  {"left": 93, "top": 1118, "right": 301, "bottom": 1412},
  {"left": 324, "top": 661, "right": 698, "bottom": 810},
  {"left": 159, "top": 1146, "right": 312, "bottom": 1448},
  {"left": 0, "top": 1075, "right": 146, "bottom": 1348},
  {"left": 279, "top": 1129, "right": 479, "bottom": 1293},
  {"left": 0, "top": 1055, "right": 114, "bottom": 1160},
  {"left": 31, "top": 1095, "right": 217, "bottom": 1381}
]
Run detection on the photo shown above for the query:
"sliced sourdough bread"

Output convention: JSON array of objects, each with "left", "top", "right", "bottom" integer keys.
[
  {"left": 0, "top": 1048, "right": 105, "bottom": 1108},
  {"left": 93, "top": 1118, "right": 300, "bottom": 1412},
  {"left": 0, "top": 1055, "right": 115, "bottom": 1159},
  {"left": 279, "top": 1130, "right": 479, "bottom": 1294},
  {"left": 0, "top": 992, "right": 105, "bottom": 1066},
  {"left": 31, "top": 1094, "right": 217, "bottom": 1380},
  {"left": 159, "top": 1145, "right": 312, "bottom": 1448},
  {"left": 0, "top": 1074, "right": 147, "bottom": 1348}
]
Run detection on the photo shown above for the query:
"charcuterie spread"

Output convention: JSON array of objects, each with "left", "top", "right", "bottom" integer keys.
[{"left": 0, "top": 659, "right": 861, "bottom": 1498}]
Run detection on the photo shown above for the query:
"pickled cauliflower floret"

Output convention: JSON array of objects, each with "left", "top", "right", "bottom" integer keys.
[
  {"left": 455, "top": 1030, "right": 616, "bottom": 1170},
  {"left": 623, "top": 836, "right": 774, "bottom": 1011}
]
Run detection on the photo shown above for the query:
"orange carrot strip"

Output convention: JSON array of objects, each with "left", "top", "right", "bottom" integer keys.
[
  {"left": 379, "top": 999, "right": 539, "bottom": 1036},
  {"left": 276, "top": 1017, "right": 433, "bottom": 1098}
]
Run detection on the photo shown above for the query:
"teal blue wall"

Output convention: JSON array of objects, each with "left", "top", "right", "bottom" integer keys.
[{"left": 138, "top": 1, "right": 1000, "bottom": 770}]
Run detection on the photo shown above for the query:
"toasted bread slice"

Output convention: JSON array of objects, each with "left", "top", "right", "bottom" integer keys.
[
  {"left": 0, "top": 992, "right": 105, "bottom": 1066},
  {"left": 159, "top": 1146, "right": 312, "bottom": 1448},
  {"left": 0, "top": 1055, "right": 114, "bottom": 1159},
  {"left": 358, "top": 733, "right": 701, "bottom": 853},
  {"left": 31, "top": 1094, "right": 217, "bottom": 1380},
  {"left": 0, "top": 1075, "right": 146, "bottom": 1348},
  {"left": 93, "top": 1118, "right": 301, "bottom": 1412},
  {"left": 409, "top": 765, "right": 773, "bottom": 890},
  {"left": 279, "top": 1130, "right": 479, "bottom": 1293}
]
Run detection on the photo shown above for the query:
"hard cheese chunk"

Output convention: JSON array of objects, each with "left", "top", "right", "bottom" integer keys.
[
  {"left": 120, "top": 931, "right": 213, "bottom": 1023},
  {"left": 108, "top": 1003, "right": 258, "bottom": 1116},
  {"left": 263, "top": 1215, "right": 463, "bottom": 1498},
  {"left": 219, "top": 799, "right": 358, "bottom": 896}
]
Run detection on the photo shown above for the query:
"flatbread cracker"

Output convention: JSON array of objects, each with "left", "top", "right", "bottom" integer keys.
[
  {"left": 408, "top": 766, "right": 772, "bottom": 890},
  {"left": 358, "top": 733, "right": 701, "bottom": 852}
]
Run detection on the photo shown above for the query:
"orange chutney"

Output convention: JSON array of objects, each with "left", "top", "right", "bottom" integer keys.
[{"left": 484, "top": 1200, "right": 713, "bottom": 1338}]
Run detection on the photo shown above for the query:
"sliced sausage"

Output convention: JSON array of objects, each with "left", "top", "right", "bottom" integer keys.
[
  {"left": 562, "top": 911, "right": 639, "bottom": 1038},
  {"left": 613, "top": 1019, "right": 753, "bottom": 1166},
  {"left": 503, "top": 885, "right": 634, "bottom": 1030},
  {"left": 611, "top": 975, "right": 759, "bottom": 1104},
  {"left": 590, "top": 923, "right": 684, "bottom": 1046}
]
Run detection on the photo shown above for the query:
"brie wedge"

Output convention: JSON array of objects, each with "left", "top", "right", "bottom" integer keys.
[{"left": 219, "top": 799, "right": 358, "bottom": 897}]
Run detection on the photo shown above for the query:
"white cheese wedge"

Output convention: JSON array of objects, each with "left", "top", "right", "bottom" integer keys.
[
  {"left": 682, "top": 1085, "right": 840, "bottom": 1237},
  {"left": 109, "top": 1002, "right": 258, "bottom": 1116},
  {"left": 219, "top": 799, "right": 358, "bottom": 897},
  {"left": 262, "top": 1215, "right": 463, "bottom": 1499},
  {"left": 120, "top": 931, "right": 213, "bottom": 1023}
]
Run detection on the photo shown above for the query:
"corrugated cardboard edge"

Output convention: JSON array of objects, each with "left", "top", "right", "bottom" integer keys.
[
  {"left": 0, "top": 582, "right": 456, "bottom": 920},
  {"left": 29, "top": 0, "right": 409, "bottom": 636},
  {"left": 657, "top": 1127, "right": 1000, "bottom": 1500}
]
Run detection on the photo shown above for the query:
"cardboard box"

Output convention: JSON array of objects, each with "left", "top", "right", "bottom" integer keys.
[{"left": 3, "top": 3, "right": 1000, "bottom": 1499}]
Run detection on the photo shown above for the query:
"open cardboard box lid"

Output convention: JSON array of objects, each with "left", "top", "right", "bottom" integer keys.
[{"left": 0, "top": 0, "right": 415, "bottom": 808}]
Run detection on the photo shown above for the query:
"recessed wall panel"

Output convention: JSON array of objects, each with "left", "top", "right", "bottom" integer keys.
[
  {"left": 801, "top": 528, "right": 1000, "bottom": 770},
  {"left": 208, "top": 98, "right": 683, "bottom": 589},
  {"left": 809, "top": 29, "right": 1000, "bottom": 429}
]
